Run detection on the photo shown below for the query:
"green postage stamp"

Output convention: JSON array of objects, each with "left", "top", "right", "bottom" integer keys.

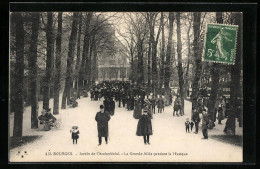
[{"left": 203, "top": 23, "right": 239, "bottom": 64}]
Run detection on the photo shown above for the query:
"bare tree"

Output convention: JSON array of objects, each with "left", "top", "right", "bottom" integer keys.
[
  {"left": 53, "top": 12, "right": 62, "bottom": 114},
  {"left": 191, "top": 12, "right": 202, "bottom": 117},
  {"left": 61, "top": 12, "right": 79, "bottom": 109},
  {"left": 224, "top": 12, "right": 242, "bottom": 135},
  {"left": 12, "top": 12, "right": 25, "bottom": 137},
  {"left": 164, "top": 12, "right": 175, "bottom": 90},
  {"left": 184, "top": 13, "right": 193, "bottom": 98},
  {"left": 176, "top": 12, "right": 185, "bottom": 115},
  {"left": 28, "top": 13, "right": 40, "bottom": 127},
  {"left": 75, "top": 12, "right": 83, "bottom": 98},
  {"left": 207, "top": 12, "right": 223, "bottom": 128},
  {"left": 43, "top": 12, "right": 54, "bottom": 110},
  {"left": 78, "top": 12, "right": 92, "bottom": 93},
  {"left": 159, "top": 12, "right": 165, "bottom": 92},
  {"left": 146, "top": 12, "right": 162, "bottom": 94}
]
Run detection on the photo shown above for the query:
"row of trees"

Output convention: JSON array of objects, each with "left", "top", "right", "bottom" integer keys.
[
  {"left": 117, "top": 12, "right": 203, "bottom": 116},
  {"left": 11, "top": 12, "right": 117, "bottom": 137}
]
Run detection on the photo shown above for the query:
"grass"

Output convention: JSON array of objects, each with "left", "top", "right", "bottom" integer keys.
[
  {"left": 211, "top": 135, "right": 243, "bottom": 147},
  {"left": 10, "top": 135, "right": 42, "bottom": 149}
]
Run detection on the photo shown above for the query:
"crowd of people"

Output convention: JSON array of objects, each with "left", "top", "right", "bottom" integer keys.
[
  {"left": 89, "top": 81, "right": 174, "bottom": 119},
  {"left": 36, "top": 80, "right": 230, "bottom": 143}
]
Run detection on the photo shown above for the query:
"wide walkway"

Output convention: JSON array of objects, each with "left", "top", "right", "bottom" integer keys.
[{"left": 9, "top": 96, "right": 242, "bottom": 162}]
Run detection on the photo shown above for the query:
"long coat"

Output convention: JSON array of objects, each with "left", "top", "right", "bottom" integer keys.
[
  {"left": 95, "top": 112, "right": 110, "bottom": 137},
  {"left": 103, "top": 99, "right": 110, "bottom": 112},
  {"left": 202, "top": 113, "right": 209, "bottom": 130},
  {"left": 157, "top": 98, "right": 164, "bottom": 108},
  {"left": 136, "top": 114, "right": 153, "bottom": 136},
  {"left": 133, "top": 99, "right": 142, "bottom": 119},
  {"left": 109, "top": 100, "right": 115, "bottom": 116},
  {"left": 144, "top": 101, "right": 153, "bottom": 119}
]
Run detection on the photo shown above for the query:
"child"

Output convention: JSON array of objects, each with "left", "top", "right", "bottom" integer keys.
[
  {"left": 185, "top": 118, "right": 190, "bottom": 133},
  {"left": 190, "top": 120, "right": 194, "bottom": 132},
  {"left": 70, "top": 126, "right": 80, "bottom": 144}
]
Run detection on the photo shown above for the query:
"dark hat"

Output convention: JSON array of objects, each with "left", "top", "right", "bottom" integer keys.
[
  {"left": 143, "top": 107, "right": 148, "bottom": 112},
  {"left": 100, "top": 105, "right": 104, "bottom": 109}
]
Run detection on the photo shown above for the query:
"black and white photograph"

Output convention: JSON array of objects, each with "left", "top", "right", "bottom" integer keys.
[{"left": 8, "top": 6, "right": 249, "bottom": 162}]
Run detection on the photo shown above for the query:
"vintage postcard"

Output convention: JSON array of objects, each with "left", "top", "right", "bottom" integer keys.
[{"left": 9, "top": 11, "right": 243, "bottom": 162}]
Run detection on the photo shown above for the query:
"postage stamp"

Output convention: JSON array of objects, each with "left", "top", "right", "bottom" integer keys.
[{"left": 203, "top": 23, "right": 239, "bottom": 64}]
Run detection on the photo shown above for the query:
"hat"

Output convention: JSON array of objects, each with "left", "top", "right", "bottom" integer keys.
[
  {"left": 100, "top": 105, "right": 104, "bottom": 109},
  {"left": 143, "top": 107, "right": 148, "bottom": 112}
]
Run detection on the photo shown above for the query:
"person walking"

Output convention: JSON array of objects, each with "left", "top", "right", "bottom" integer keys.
[
  {"left": 150, "top": 95, "right": 156, "bottom": 114},
  {"left": 109, "top": 97, "right": 115, "bottom": 116},
  {"left": 157, "top": 95, "right": 164, "bottom": 113},
  {"left": 133, "top": 96, "right": 142, "bottom": 119},
  {"left": 144, "top": 98, "right": 153, "bottom": 119},
  {"left": 173, "top": 96, "right": 181, "bottom": 116},
  {"left": 201, "top": 109, "right": 209, "bottom": 139},
  {"left": 192, "top": 108, "right": 200, "bottom": 134},
  {"left": 136, "top": 108, "right": 153, "bottom": 145},
  {"left": 95, "top": 105, "right": 111, "bottom": 145},
  {"left": 103, "top": 97, "right": 110, "bottom": 113}
]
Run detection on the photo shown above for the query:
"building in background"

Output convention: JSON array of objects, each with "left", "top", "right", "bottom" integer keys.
[{"left": 97, "top": 31, "right": 130, "bottom": 82}]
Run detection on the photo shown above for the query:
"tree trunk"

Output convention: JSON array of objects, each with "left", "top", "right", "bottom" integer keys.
[
  {"left": 28, "top": 13, "right": 40, "bottom": 128},
  {"left": 137, "top": 39, "right": 144, "bottom": 85},
  {"left": 13, "top": 12, "right": 25, "bottom": 137},
  {"left": 208, "top": 12, "right": 223, "bottom": 128},
  {"left": 53, "top": 12, "right": 62, "bottom": 114},
  {"left": 78, "top": 12, "right": 92, "bottom": 92},
  {"left": 160, "top": 12, "right": 165, "bottom": 93},
  {"left": 164, "top": 12, "right": 174, "bottom": 90},
  {"left": 75, "top": 12, "right": 82, "bottom": 99},
  {"left": 61, "top": 12, "right": 79, "bottom": 109},
  {"left": 92, "top": 35, "right": 97, "bottom": 83},
  {"left": 191, "top": 12, "right": 202, "bottom": 118},
  {"left": 43, "top": 12, "right": 54, "bottom": 110},
  {"left": 87, "top": 35, "right": 94, "bottom": 86},
  {"left": 184, "top": 21, "right": 192, "bottom": 98},
  {"left": 176, "top": 12, "right": 185, "bottom": 115},
  {"left": 147, "top": 38, "right": 151, "bottom": 93},
  {"left": 225, "top": 12, "right": 242, "bottom": 135}
]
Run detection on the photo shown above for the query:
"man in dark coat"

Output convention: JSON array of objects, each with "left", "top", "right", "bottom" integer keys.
[
  {"left": 130, "top": 95, "right": 135, "bottom": 110},
  {"left": 136, "top": 108, "right": 153, "bottom": 145},
  {"left": 103, "top": 97, "right": 110, "bottom": 113},
  {"left": 95, "top": 105, "right": 111, "bottom": 145},
  {"left": 109, "top": 97, "right": 115, "bottom": 116},
  {"left": 150, "top": 95, "right": 156, "bottom": 114},
  {"left": 133, "top": 96, "right": 142, "bottom": 119},
  {"left": 157, "top": 95, "right": 164, "bottom": 113},
  {"left": 201, "top": 109, "right": 209, "bottom": 139},
  {"left": 122, "top": 91, "right": 126, "bottom": 108},
  {"left": 192, "top": 108, "right": 200, "bottom": 134}
]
